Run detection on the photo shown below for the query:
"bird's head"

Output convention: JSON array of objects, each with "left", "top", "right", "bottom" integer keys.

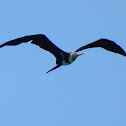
[{"left": 71, "top": 52, "right": 84, "bottom": 61}]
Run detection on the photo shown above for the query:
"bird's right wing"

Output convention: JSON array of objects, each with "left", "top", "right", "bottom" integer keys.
[
  {"left": 0, "top": 34, "right": 67, "bottom": 60},
  {"left": 31, "top": 34, "right": 67, "bottom": 60},
  {"left": 75, "top": 38, "right": 126, "bottom": 56}
]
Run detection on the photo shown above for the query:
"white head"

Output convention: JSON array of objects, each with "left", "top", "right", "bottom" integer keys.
[{"left": 71, "top": 52, "right": 84, "bottom": 61}]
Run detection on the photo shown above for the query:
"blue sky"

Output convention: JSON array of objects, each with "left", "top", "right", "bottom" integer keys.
[{"left": 0, "top": 0, "right": 126, "bottom": 126}]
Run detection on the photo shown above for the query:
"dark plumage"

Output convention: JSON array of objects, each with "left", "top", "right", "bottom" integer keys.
[
  {"left": 76, "top": 38, "right": 126, "bottom": 56},
  {"left": 0, "top": 34, "right": 125, "bottom": 73}
]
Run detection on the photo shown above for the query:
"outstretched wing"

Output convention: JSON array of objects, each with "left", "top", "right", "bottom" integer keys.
[
  {"left": 75, "top": 38, "right": 126, "bottom": 56},
  {"left": 0, "top": 34, "right": 66, "bottom": 59}
]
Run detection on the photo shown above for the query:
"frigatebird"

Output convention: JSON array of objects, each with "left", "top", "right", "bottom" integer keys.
[{"left": 0, "top": 34, "right": 126, "bottom": 73}]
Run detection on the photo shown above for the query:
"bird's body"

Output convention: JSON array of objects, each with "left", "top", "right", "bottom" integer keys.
[
  {"left": 60, "top": 52, "right": 83, "bottom": 65},
  {"left": 0, "top": 34, "right": 125, "bottom": 73}
]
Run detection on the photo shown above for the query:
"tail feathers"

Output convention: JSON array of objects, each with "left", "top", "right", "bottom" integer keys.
[{"left": 46, "top": 64, "right": 61, "bottom": 73}]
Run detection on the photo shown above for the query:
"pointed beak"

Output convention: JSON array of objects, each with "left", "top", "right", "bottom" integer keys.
[{"left": 78, "top": 53, "right": 84, "bottom": 56}]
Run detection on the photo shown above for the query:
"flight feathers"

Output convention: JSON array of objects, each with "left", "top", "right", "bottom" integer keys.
[{"left": 76, "top": 39, "right": 126, "bottom": 56}]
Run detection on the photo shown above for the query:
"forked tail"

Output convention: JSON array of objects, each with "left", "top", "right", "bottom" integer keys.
[{"left": 46, "top": 64, "right": 61, "bottom": 73}]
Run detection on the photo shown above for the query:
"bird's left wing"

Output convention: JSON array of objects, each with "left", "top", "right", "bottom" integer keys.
[{"left": 75, "top": 38, "right": 126, "bottom": 56}]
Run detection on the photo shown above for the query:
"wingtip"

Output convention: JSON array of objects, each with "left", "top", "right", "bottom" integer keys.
[
  {"left": 120, "top": 52, "right": 126, "bottom": 57},
  {"left": 0, "top": 43, "right": 6, "bottom": 48},
  {"left": 0, "top": 45, "right": 3, "bottom": 48}
]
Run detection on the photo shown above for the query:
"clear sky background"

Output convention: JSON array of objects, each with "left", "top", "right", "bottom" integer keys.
[{"left": 0, "top": 0, "right": 126, "bottom": 126}]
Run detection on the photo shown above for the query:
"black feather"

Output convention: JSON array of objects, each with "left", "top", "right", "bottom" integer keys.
[
  {"left": 76, "top": 39, "right": 126, "bottom": 56},
  {"left": 0, "top": 34, "right": 67, "bottom": 60}
]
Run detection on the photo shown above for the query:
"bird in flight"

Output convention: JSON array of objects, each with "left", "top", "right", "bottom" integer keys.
[{"left": 0, "top": 34, "right": 125, "bottom": 73}]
